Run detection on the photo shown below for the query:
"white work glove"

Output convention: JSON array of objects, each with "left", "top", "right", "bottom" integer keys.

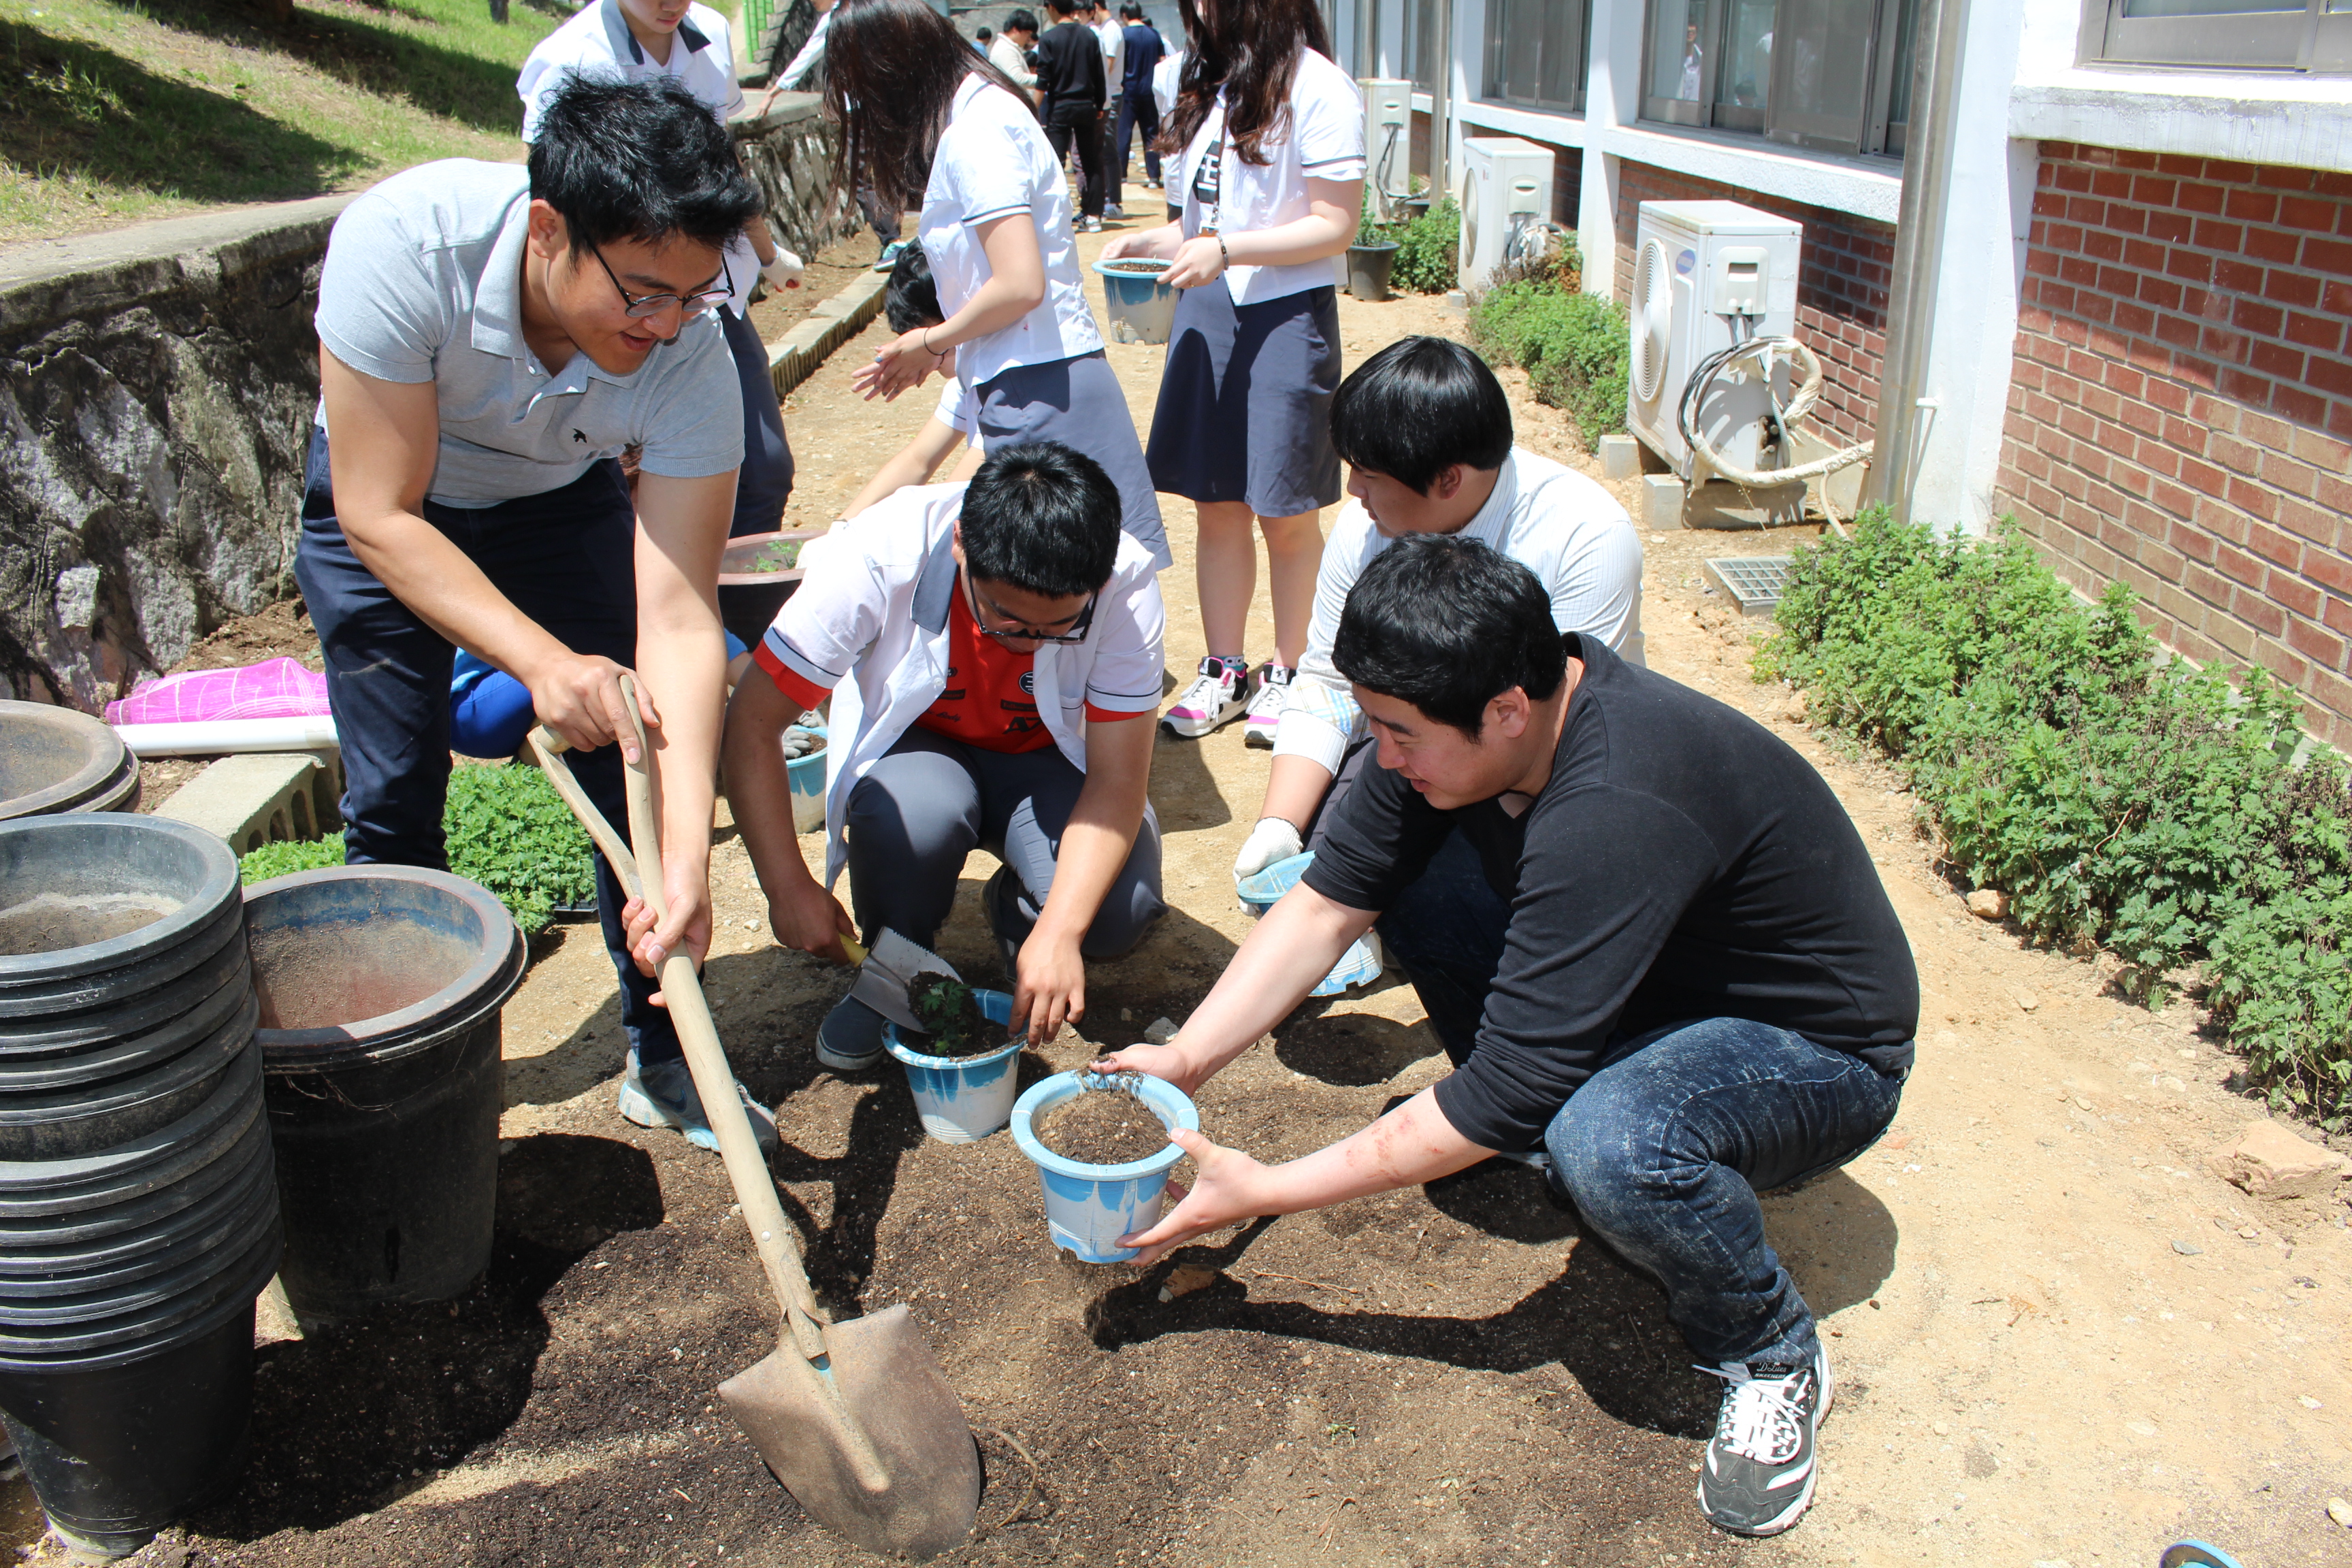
[
  {"left": 762, "top": 250, "right": 805, "bottom": 291},
  {"left": 1232, "top": 817, "right": 1303, "bottom": 881}
]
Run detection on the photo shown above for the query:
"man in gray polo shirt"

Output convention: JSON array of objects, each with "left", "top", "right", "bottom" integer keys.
[{"left": 298, "top": 75, "right": 777, "bottom": 1152}]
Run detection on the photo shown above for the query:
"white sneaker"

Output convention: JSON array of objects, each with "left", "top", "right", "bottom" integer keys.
[
  {"left": 1079, "top": 215, "right": 1104, "bottom": 233},
  {"left": 1243, "top": 665, "right": 1293, "bottom": 749},
  {"left": 1103, "top": 203, "right": 1128, "bottom": 220},
  {"left": 1697, "top": 1345, "right": 1831, "bottom": 1537},
  {"left": 1162, "top": 657, "right": 1247, "bottom": 738}
]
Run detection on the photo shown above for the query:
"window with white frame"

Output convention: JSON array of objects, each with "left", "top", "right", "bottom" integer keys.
[
  {"left": 1354, "top": 0, "right": 1443, "bottom": 91},
  {"left": 1642, "top": 0, "right": 1921, "bottom": 156},
  {"left": 2087, "top": 0, "right": 2352, "bottom": 72},
  {"left": 1484, "top": 0, "right": 1591, "bottom": 111}
]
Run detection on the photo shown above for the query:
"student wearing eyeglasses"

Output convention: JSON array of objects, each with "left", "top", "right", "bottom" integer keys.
[
  {"left": 723, "top": 442, "right": 1167, "bottom": 1068},
  {"left": 299, "top": 76, "right": 779, "bottom": 1156}
]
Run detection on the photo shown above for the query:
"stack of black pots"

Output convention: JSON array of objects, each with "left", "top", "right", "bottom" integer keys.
[
  {"left": 0, "top": 813, "right": 280, "bottom": 1559},
  {"left": 0, "top": 702, "right": 140, "bottom": 820}
]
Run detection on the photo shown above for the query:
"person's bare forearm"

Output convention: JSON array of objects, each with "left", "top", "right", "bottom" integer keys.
[
  {"left": 1252, "top": 1090, "right": 1490, "bottom": 1210},
  {"left": 721, "top": 673, "right": 816, "bottom": 901},
  {"left": 927, "top": 270, "right": 1037, "bottom": 353},
  {"left": 1257, "top": 752, "right": 1335, "bottom": 832},
  {"left": 1221, "top": 203, "right": 1360, "bottom": 270},
  {"left": 1167, "top": 885, "right": 1371, "bottom": 1081},
  {"left": 1032, "top": 730, "right": 1150, "bottom": 946}
]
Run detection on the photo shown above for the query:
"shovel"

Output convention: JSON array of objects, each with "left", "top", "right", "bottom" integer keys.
[
  {"left": 838, "top": 926, "right": 963, "bottom": 1033},
  {"left": 525, "top": 685, "right": 982, "bottom": 1560}
]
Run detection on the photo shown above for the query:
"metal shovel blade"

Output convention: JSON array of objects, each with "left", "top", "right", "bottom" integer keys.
[
  {"left": 718, "top": 1304, "right": 982, "bottom": 1561},
  {"left": 847, "top": 928, "right": 962, "bottom": 1032}
]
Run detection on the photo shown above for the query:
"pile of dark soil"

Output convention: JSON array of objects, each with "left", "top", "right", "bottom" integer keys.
[
  {"left": 904, "top": 974, "right": 1004, "bottom": 1058},
  {"left": 1036, "top": 1087, "right": 1171, "bottom": 1165}
]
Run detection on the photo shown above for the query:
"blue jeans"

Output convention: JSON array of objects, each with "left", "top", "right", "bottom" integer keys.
[
  {"left": 293, "top": 428, "right": 682, "bottom": 1067},
  {"left": 1378, "top": 833, "right": 1907, "bottom": 1368}
]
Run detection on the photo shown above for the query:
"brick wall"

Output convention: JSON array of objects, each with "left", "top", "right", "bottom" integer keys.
[
  {"left": 1995, "top": 140, "right": 2352, "bottom": 749},
  {"left": 1611, "top": 161, "right": 1892, "bottom": 444}
]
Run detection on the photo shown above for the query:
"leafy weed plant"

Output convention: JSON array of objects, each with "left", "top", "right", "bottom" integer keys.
[
  {"left": 1469, "top": 274, "right": 1630, "bottom": 450},
  {"left": 1758, "top": 510, "right": 2352, "bottom": 1127},
  {"left": 234, "top": 762, "right": 592, "bottom": 940}
]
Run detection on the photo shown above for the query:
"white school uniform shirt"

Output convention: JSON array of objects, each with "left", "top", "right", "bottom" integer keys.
[
  {"left": 1175, "top": 48, "right": 1365, "bottom": 305},
  {"left": 1275, "top": 448, "right": 1647, "bottom": 775},
  {"left": 516, "top": 0, "right": 757, "bottom": 318},
  {"left": 1152, "top": 47, "right": 1184, "bottom": 120},
  {"left": 1094, "top": 17, "right": 1124, "bottom": 87},
  {"left": 918, "top": 74, "right": 1105, "bottom": 391},
  {"left": 758, "top": 484, "right": 1166, "bottom": 885},
  {"left": 988, "top": 31, "right": 1037, "bottom": 89}
]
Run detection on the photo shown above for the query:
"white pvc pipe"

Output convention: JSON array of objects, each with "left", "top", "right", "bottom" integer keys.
[{"left": 114, "top": 717, "right": 340, "bottom": 757}]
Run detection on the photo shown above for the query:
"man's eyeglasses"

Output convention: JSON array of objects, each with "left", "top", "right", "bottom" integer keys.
[
  {"left": 965, "top": 574, "right": 1096, "bottom": 645},
  {"left": 589, "top": 243, "right": 731, "bottom": 319}
]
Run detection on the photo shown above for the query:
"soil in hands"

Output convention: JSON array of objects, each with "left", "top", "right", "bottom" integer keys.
[
  {"left": 1037, "top": 1086, "right": 1171, "bottom": 1165},
  {"left": 905, "top": 973, "right": 1004, "bottom": 1058}
]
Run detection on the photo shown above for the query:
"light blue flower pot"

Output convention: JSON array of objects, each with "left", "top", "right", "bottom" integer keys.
[
  {"left": 1092, "top": 259, "right": 1179, "bottom": 344},
  {"left": 1010, "top": 1072, "right": 1198, "bottom": 1262},
  {"left": 783, "top": 717, "right": 827, "bottom": 834},
  {"left": 883, "top": 987, "right": 1020, "bottom": 1144}
]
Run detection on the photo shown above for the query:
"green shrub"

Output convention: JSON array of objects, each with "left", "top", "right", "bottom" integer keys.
[
  {"left": 229, "top": 763, "right": 594, "bottom": 941},
  {"left": 1758, "top": 509, "right": 2352, "bottom": 1127},
  {"left": 1358, "top": 196, "right": 1460, "bottom": 295},
  {"left": 1469, "top": 277, "right": 1630, "bottom": 449},
  {"left": 238, "top": 836, "right": 345, "bottom": 885}
]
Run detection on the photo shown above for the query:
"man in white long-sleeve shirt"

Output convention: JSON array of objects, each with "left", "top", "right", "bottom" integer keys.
[{"left": 1234, "top": 338, "right": 1644, "bottom": 985}]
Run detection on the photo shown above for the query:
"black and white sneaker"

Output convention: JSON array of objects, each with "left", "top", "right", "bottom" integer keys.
[{"left": 1695, "top": 1345, "right": 1831, "bottom": 1536}]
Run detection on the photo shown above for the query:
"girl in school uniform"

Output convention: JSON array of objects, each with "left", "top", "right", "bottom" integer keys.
[
  {"left": 828, "top": 0, "right": 1170, "bottom": 568},
  {"left": 1102, "top": 0, "right": 1363, "bottom": 745}
]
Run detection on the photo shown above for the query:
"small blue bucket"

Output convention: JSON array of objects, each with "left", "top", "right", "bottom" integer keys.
[
  {"left": 883, "top": 987, "right": 1020, "bottom": 1144},
  {"left": 784, "top": 719, "right": 826, "bottom": 834},
  {"left": 1010, "top": 1071, "right": 1198, "bottom": 1262},
  {"left": 1092, "top": 259, "right": 1179, "bottom": 345}
]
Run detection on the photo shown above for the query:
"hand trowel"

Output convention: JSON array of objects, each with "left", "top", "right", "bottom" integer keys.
[{"left": 839, "top": 928, "right": 963, "bottom": 1032}]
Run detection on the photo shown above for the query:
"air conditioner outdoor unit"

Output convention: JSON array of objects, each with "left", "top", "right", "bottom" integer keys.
[
  {"left": 1625, "top": 201, "right": 1802, "bottom": 480},
  {"left": 1458, "top": 137, "right": 1553, "bottom": 294},
  {"left": 1359, "top": 77, "right": 1413, "bottom": 225}
]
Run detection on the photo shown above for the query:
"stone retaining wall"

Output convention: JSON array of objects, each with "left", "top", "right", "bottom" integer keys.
[{"left": 0, "top": 95, "right": 852, "bottom": 713}]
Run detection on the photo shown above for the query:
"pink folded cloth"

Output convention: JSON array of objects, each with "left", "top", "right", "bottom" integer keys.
[{"left": 105, "top": 657, "right": 331, "bottom": 725}]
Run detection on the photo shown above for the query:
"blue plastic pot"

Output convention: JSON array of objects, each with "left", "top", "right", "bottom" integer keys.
[
  {"left": 1009, "top": 1072, "right": 1197, "bottom": 1262},
  {"left": 785, "top": 719, "right": 827, "bottom": 834},
  {"left": 1092, "top": 259, "right": 1179, "bottom": 345},
  {"left": 883, "top": 988, "right": 1021, "bottom": 1144}
]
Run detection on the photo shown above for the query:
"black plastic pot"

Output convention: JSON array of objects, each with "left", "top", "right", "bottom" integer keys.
[
  {"left": 0, "top": 1048, "right": 264, "bottom": 1221},
  {"left": 0, "top": 702, "right": 137, "bottom": 822},
  {"left": 716, "top": 529, "right": 819, "bottom": 651},
  {"left": 0, "top": 1298, "right": 259, "bottom": 1558},
  {"left": 0, "top": 1222, "right": 278, "bottom": 1362},
  {"left": 0, "top": 817, "right": 241, "bottom": 1019},
  {"left": 0, "top": 998, "right": 257, "bottom": 1162},
  {"left": 1347, "top": 240, "right": 1401, "bottom": 302},
  {"left": 0, "top": 928, "right": 248, "bottom": 1058},
  {"left": 0, "top": 1139, "right": 274, "bottom": 1286},
  {"left": 246, "top": 866, "right": 523, "bottom": 1316},
  {"left": 0, "top": 1111, "right": 270, "bottom": 1250}
]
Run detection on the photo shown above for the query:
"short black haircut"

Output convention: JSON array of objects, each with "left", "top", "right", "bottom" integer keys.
[
  {"left": 1006, "top": 7, "right": 1039, "bottom": 31},
  {"left": 1049, "top": 0, "right": 1084, "bottom": 16},
  {"left": 883, "top": 239, "right": 943, "bottom": 332},
  {"left": 960, "top": 442, "right": 1123, "bottom": 598},
  {"left": 528, "top": 76, "right": 764, "bottom": 259},
  {"left": 977, "top": 24, "right": 994, "bottom": 40},
  {"left": 1329, "top": 336, "right": 1514, "bottom": 495},
  {"left": 1332, "top": 535, "right": 1567, "bottom": 736},
  {"left": 1120, "top": 3, "right": 1142, "bottom": 17}
]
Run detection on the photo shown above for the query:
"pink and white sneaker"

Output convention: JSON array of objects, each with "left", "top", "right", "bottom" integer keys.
[
  {"left": 1243, "top": 664, "right": 1294, "bottom": 749},
  {"left": 1162, "top": 657, "right": 1249, "bottom": 738}
]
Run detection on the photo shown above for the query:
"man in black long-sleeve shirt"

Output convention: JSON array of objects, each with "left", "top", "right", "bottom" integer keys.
[
  {"left": 1098, "top": 536, "right": 1917, "bottom": 1542},
  {"left": 1034, "top": 0, "right": 1108, "bottom": 227}
]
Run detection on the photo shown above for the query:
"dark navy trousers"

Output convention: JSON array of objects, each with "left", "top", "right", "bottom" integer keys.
[{"left": 293, "top": 427, "right": 681, "bottom": 1067}]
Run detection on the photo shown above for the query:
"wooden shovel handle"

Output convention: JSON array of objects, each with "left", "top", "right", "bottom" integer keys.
[{"left": 525, "top": 704, "right": 830, "bottom": 1361}]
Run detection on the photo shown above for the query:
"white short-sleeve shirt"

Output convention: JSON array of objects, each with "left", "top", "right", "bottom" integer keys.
[
  {"left": 1176, "top": 48, "right": 1366, "bottom": 306},
  {"left": 919, "top": 75, "right": 1105, "bottom": 391},
  {"left": 515, "top": 0, "right": 757, "bottom": 318}
]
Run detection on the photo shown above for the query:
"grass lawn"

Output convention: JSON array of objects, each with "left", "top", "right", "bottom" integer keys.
[{"left": 0, "top": 0, "right": 568, "bottom": 245}]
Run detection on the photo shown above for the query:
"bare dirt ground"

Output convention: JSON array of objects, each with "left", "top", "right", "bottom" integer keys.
[{"left": 36, "top": 208, "right": 2352, "bottom": 1568}]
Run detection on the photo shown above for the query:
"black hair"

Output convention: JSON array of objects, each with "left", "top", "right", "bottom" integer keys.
[
  {"left": 883, "top": 240, "right": 943, "bottom": 331},
  {"left": 1049, "top": 0, "right": 1084, "bottom": 14},
  {"left": 1120, "top": 3, "right": 1143, "bottom": 17},
  {"left": 826, "top": 0, "right": 1037, "bottom": 216},
  {"left": 1331, "top": 536, "right": 1567, "bottom": 736},
  {"left": 1161, "top": 0, "right": 1331, "bottom": 166},
  {"left": 1330, "top": 337, "right": 1514, "bottom": 494},
  {"left": 1005, "top": 7, "right": 1039, "bottom": 31},
  {"left": 960, "top": 442, "right": 1122, "bottom": 598},
  {"left": 527, "top": 76, "right": 764, "bottom": 257},
  {"left": 977, "top": 25, "right": 994, "bottom": 40}
]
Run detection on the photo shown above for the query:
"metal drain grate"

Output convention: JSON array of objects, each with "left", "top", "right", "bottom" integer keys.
[{"left": 1703, "top": 556, "right": 1795, "bottom": 617}]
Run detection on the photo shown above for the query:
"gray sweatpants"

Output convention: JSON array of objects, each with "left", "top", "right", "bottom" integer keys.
[{"left": 843, "top": 727, "right": 1166, "bottom": 958}]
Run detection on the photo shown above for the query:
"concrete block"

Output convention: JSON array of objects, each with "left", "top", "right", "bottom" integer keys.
[
  {"left": 1640, "top": 474, "right": 1686, "bottom": 531},
  {"left": 1686, "top": 478, "right": 1808, "bottom": 529},
  {"left": 156, "top": 749, "right": 342, "bottom": 856},
  {"left": 1599, "top": 434, "right": 1642, "bottom": 481},
  {"left": 768, "top": 267, "right": 889, "bottom": 399}
]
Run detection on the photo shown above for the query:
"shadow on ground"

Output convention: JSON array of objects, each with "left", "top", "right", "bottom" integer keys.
[{"left": 197, "top": 1134, "right": 662, "bottom": 1539}]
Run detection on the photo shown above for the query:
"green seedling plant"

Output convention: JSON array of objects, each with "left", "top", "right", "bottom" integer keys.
[
  {"left": 905, "top": 972, "right": 996, "bottom": 1057},
  {"left": 1758, "top": 508, "right": 2352, "bottom": 1128}
]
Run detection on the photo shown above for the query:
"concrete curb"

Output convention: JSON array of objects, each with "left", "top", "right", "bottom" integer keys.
[
  {"left": 154, "top": 750, "right": 343, "bottom": 857},
  {"left": 768, "top": 265, "right": 889, "bottom": 400}
]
